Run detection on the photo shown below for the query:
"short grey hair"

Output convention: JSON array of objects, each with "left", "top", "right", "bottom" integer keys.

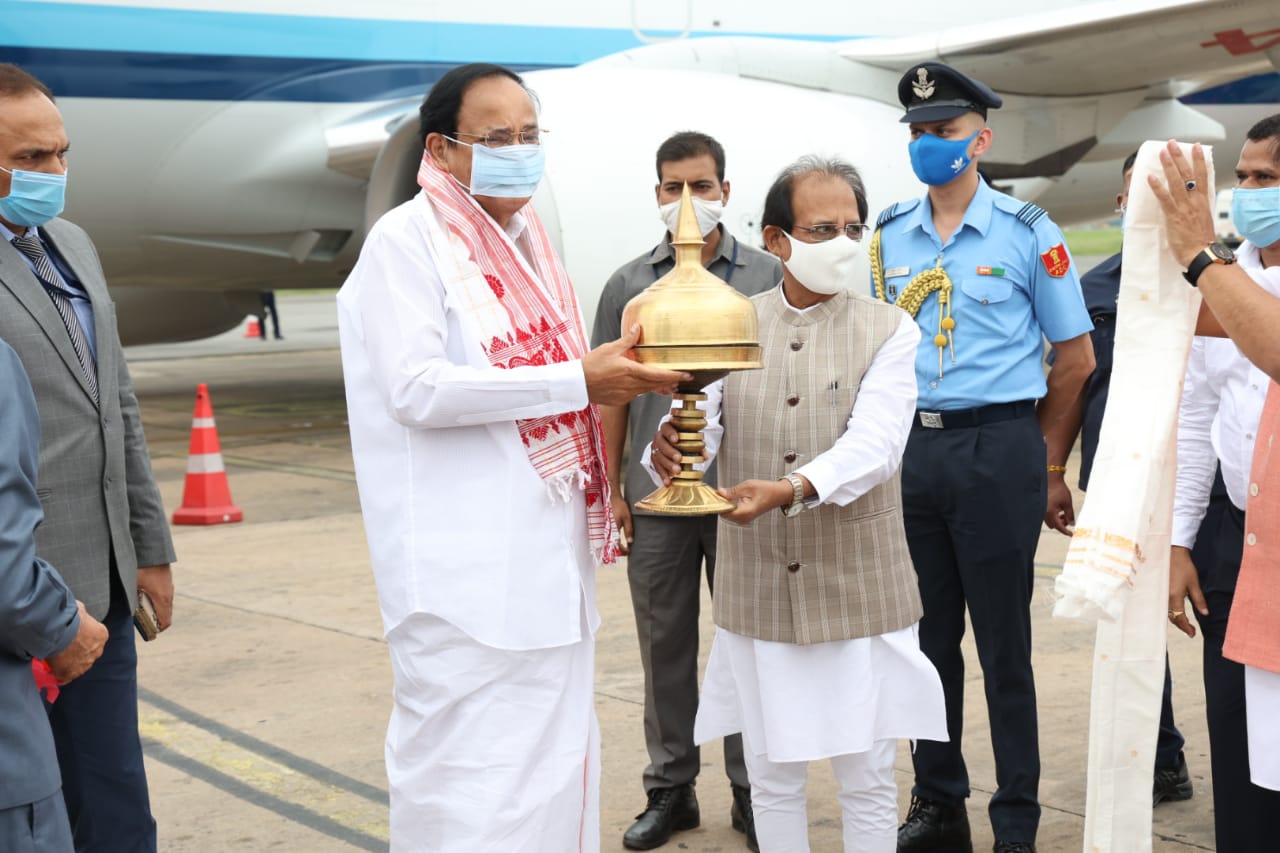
[{"left": 761, "top": 156, "right": 868, "bottom": 233}]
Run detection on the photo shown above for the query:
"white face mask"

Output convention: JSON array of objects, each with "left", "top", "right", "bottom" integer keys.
[
  {"left": 782, "top": 232, "right": 865, "bottom": 295},
  {"left": 658, "top": 196, "right": 724, "bottom": 237}
]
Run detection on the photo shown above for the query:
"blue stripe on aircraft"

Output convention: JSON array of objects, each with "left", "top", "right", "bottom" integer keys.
[
  {"left": 0, "top": 47, "right": 538, "bottom": 102},
  {"left": 1182, "top": 72, "right": 1280, "bottom": 106},
  {"left": 4, "top": 2, "right": 833, "bottom": 64}
]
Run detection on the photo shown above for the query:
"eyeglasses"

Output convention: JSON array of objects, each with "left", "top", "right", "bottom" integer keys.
[
  {"left": 452, "top": 128, "right": 547, "bottom": 148},
  {"left": 793, "top": 223, "right": 870, "bottom": 242}
]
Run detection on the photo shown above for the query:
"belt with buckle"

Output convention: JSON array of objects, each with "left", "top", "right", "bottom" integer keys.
[{"left": 915, "top": 399, "right": 1036, "bottom": 430}]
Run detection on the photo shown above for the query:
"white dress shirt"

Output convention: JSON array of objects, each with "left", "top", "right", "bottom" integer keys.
[
  {"left": 1173, "top": 242, "right": 1280, "bottom": 549},
  {"left": 337, "top": 196, "right": 599, "bottom": 651}
]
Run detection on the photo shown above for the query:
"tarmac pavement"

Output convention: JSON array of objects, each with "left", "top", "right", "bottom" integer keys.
[{"left": 122, "top": 286, "right": 1217, "bottom": 852}]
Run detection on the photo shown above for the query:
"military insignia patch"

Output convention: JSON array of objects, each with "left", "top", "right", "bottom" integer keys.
[
  {"left": 912, "top": 68, "right": 935, "bottom": 100},
  {"left": 1040, "top": 243, "right": 1071, "bottom": 278}
]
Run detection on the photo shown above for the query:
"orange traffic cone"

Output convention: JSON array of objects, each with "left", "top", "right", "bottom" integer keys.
[
  {"left": 172, "top": 384, "right": 243, "bottom": 525},
  {"left": 244, "top": 318, "right": 261, "bottom": 338}
]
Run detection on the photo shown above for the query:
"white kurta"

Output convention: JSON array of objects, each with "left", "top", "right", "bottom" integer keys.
[
  {"left": 644, "top": 291, "right": 946, "bottom": 760},
  {"left": 696, "top": 624, "right": 947, "bottom": 762},
  {"left": 338, "top": 195, "right": 602, "bottom": 852},
  {"left": 1245, "top": 665, "right": 1280, "bottom": 790},
  {"left": 337, "top": 196, "right": 598, "bottom": 650}
]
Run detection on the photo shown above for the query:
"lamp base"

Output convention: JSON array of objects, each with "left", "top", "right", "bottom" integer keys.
[{"left": 634, "top": 481, "right": 734, "bottom": 515}]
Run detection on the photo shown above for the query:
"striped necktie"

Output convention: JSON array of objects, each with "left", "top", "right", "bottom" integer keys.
[{"left": 10, "top": 233, "right": 99, "bottom": 403}]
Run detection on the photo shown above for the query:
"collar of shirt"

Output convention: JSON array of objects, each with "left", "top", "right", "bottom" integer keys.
[
  {"left": 902, "top": 177, "right": 995, "bottom": 244},
  {"left": 1237, "top": 240, "right": 1280, "bottom": 298},
  {"left": 646, "top": 224, "right": 740, "bottom": 269},
  {"left": 504, "top": 210, "right": 528, "bottom": 242},
  {"left": 0, "top": 219, "right": 25, "bottom": 242}
]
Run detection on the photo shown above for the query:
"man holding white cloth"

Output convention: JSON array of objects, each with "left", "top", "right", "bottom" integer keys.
[{"left": 336, "top": 63, "right": 688, "bottom": 852}]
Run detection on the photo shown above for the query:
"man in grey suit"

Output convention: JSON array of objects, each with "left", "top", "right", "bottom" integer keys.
[
  {"left": 0, "top": 338, "right": 109, "bottom": 852},
  {"left": 0, "top": 64, "right": 177, "bottom": 851}
]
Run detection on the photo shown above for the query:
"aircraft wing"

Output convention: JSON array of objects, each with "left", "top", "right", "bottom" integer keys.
[
  {"left": 839, "top": 0, "right": 1280, "bottom": 97},
  {"left": 838, "top": 0, "right": 1279, "bottom": 99},
  {"left": 593, "top": 0, "right": 1278, "bottom": 183}
]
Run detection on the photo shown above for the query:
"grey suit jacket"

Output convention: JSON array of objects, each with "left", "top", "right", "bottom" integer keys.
[
  {"left": 0, "top": 218, "right": 175, "bottom": 619},
  {"left": 0, "top": 340, "right": 81, "bottom": 810}
]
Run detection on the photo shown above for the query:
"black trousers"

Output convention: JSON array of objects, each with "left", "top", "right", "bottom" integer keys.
[
  {"left": 627, "top": 513, "right": 747, "bottom": 792},
  {"left": 1189, "top": 485, "right": 1280, "bottom": 853},
  {"left": 902, "top": 413, "right": 1045, "bottom": 843}
]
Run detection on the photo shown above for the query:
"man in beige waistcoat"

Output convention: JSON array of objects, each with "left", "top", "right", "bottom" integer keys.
[{"left": 648, "top": 156, "right": 947, "bottom": 853}]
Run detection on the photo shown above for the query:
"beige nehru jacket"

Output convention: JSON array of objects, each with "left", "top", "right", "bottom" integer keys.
[{"left": 715, "top": 288, "right": 923, "bottom": 645}]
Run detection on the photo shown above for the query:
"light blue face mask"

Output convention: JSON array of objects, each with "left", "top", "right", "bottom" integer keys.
[
  {"left": 447, "top": 137, "right": 545, "bottom": 199},
  {"left": 908, "top": 129, "right": 981, "bottom": 187},
  {"left": 0, "top": 166, "right": 67, "bottom": 227},
  {"left": 1231, "top": 186, "right": 1280, "bottom": 248}
]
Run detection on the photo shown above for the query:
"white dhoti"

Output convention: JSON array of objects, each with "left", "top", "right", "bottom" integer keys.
[
  {"left": 1245, "top": 665, "right": 1280, "bottom": 791},
  {"left": 695, "top": 624, "right": 947, "bottom": 852},
  {"left": 385, "top": 612, "right": 599, "bottom": 853}
]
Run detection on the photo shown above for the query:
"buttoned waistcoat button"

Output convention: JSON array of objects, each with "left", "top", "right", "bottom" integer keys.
[
  {"left": 787, "top": 395, "right": 800, "bottom": 406},
  {"left": 783, "top": 451, "right": 797, "bottom": 463},
  {"left": 787, "top": 561, "right": 801, "bottom": 573},
  {"left": 1247, "top": 533, "right": 1258, "bottom": 546},
  {"left": 790, "top": 340, "right": 803, "bottom": 351}
]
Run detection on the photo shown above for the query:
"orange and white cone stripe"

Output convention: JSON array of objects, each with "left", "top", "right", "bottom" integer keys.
[{"left": 172, "top": 383, "right": 243, "bottom": 525}]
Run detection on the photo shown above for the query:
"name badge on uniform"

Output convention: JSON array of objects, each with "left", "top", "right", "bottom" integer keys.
[{"left": 885, "top": 266, "right": 910, "bottom": 278}]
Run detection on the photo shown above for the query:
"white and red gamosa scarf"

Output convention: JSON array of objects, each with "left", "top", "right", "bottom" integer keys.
[{"left": 414, "top": 154, "right": 618, "bottom": 565}]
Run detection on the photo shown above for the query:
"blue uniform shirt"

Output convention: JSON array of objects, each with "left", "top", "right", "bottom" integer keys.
[{"left": 874, "top": 179, "right": 1092, "bottom": 410}]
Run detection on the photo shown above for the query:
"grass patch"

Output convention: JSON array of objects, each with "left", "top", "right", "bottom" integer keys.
[{"left": 1064, "top": 229, "right": 1122, "bottom": 257}]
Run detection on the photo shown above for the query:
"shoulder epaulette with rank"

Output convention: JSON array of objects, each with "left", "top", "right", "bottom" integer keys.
[
  {"left": 1013, "top": 201, "right": 1048, "bottom": 229},
  {"left": 875, "top": 198, "right": 920, "bottom": 230}
]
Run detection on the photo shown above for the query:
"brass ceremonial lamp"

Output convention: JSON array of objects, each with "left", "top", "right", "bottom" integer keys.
[{"left": 621, "top": 184, "right": 762, "bottom": 514}]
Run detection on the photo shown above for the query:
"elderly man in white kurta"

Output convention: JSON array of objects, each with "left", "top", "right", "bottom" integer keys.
[
  {"left": 649, "top": 157, "right": 947, "bottom": 853},
  {"left": 336, "top": 63, "right": 687, "bottom": 853}
]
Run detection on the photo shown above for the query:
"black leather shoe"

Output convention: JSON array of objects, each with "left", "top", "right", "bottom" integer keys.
[
  {"left": 622, "top": 784, "right": 700, "bottom": 850},
  {"left": 992, "top": 843, "right": 1036, "bottom": 853},
  {"left": 1153, "top": 752, "right": 1193, "bottom": 806},
  {"left": 897, "top": 796, "right": 972, "bottom": 853},
  {"left": 730, "top": 784, "right": 759, "bottom": 852}
]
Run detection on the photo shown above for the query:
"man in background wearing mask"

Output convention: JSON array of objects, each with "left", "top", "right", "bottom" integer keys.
[
  {"left": 872, "top": 63, "right": 1095, "bottom": 853},
  {"left": 1162, "top": 113, "right": 1280, "bottom": 852},
  {"left": 0, "top": 64, "right": 176, "bottom": 851},
  {"left": 1050, "top": 151, "right": 1194, "bottom": 808},
  {"left": 336, "top": 63, "right": 689, "bottom": 852},
  {"left": 590, "top": 131, "right": 779, "bottom": 852}
]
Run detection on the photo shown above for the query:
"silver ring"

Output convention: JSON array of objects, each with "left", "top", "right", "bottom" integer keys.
[{"left": 1185, "top": 180, "right": 1197, "bottom": 191}]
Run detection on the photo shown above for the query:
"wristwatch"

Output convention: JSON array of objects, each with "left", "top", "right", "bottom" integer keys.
[
  {"left": 780, "top": 473, "right": 807, "bottom": 518},
  {"left": 1183, "top": 242, "right": 1236, "bottom": 287}
]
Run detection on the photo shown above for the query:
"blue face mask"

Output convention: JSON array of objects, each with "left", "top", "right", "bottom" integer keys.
[
  {"left": 908, "top": 130, "right": 981, "bottom": 187},
  {"left": 1231, "top": 186, "right": 1280, "bottom": 248},
  {"left": 448, "top": 137, "right": 545, "bottom": 199},
  {"left": 0, "top": 166, "right": 66, "bottom": 227}
]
